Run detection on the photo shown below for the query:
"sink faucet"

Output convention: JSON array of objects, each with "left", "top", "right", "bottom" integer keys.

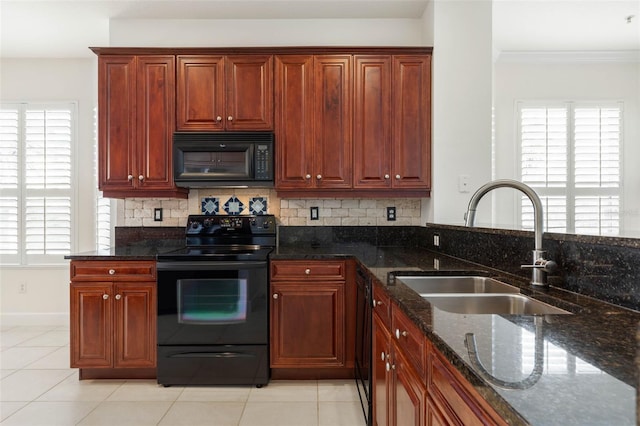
[{"left": 464, "top": 179, "right": 556, "bottom": 286}]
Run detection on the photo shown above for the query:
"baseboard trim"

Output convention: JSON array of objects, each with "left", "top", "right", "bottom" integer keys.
[{"left": 1, "top": 312, "right": 69, "bottom": 327}]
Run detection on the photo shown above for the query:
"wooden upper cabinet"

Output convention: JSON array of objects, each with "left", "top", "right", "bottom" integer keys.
[
  {"left": 353, "top": 55, "right": 392, "bottom": 189},
  {"left": 313, "top": 55, "right": 352, "bottom": 189},
  {"left": 274, "top": 55, "right": 314, "bottom": 189},
  {"left": 392, "top": 55, "right": 431, "bottom": 190},
  {"left": 274, "top": 54, "right": 352, "bottom": 191},
  {"left": 353, "top": 54, "right": 431, "bottom": 192},
  {"left": 176, "top": 55, "right": 273, "bottom": 131},
  {"left": 97, "top": 54, "right": 186, "bottom": 198},
  {"left": 99, "top": 55, "right": 136, "bottom": 192}
]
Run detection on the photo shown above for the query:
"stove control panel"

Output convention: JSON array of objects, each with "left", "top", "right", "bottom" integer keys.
[{"left": 186, "top": 215, "right": 276, "bottom": 235}]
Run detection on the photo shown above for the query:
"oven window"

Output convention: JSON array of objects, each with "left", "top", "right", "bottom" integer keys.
[
  {"left": 183, "top": 151, "right": 249, "bottom": 175},
  {"left": 177, "top": 278, "right": 248, "bottom": 324}
]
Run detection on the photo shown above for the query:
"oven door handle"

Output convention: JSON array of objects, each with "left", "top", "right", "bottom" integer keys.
[
  {"left": 156, "top": 261, "right": 267, "bottom": 270},
  {"left": 168, "top": 351, "right": 256, "bottom": 359}
]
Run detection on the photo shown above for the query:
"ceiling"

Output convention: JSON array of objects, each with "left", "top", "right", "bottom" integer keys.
[{"left": 0, "top": 0, "right": 638, "bottom": 58}]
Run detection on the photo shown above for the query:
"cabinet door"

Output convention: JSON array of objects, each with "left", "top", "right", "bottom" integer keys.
[
  {"left": 274, "top": 55, "right": 315, "bottom": 189},
  {"left": 176, "top": 56, "right": 225, "bottom": 130},
  {"left": 225, "top": 55, "right": 273, "bottom": 130},
  {"left": 98, "top": 55, "right": 136, "bottom": 192},
  {"left": 136, "top": 56, "right": 176, "bottom": 191},
  {"left": 353, "top": 55, "right": 392, "bottom": 189},
  {"left": 392, "top": 55, "right": 431, "bottom": 189},
  {"left": 394, "top": 346, "right": 425, "bottom": 426},
  {"left": 313, "top": 55, "right": 352, "bottom": 189},
  {"left": 113, "top": 282, "right": 156, "bottom": 368},
  {"left": 70, "top": 283, "right": 112, "bottom": 368},
  {"left": 373, "top": 314, "right": 392, "bottom": 426},
  {"left": 270, "top": 281, "right": 345, "bottom": 367}
]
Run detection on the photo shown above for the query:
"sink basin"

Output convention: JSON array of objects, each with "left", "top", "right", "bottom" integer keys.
[
  {"left": 396, "top": 275, "right": 520, "bottom": 295},
  {"left": 422, "top": 293, "right": 571, "bottom": 315}
]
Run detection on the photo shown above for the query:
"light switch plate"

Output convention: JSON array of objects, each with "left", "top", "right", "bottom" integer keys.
[
  {"left": 154, "top": 208, "right": 163, "bottom": 221},
  {"left": 310, "top": 206, "right": 319, "bottom": 220}
]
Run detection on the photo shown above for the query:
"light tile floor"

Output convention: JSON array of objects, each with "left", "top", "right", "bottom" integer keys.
[{"left": 0, "top": 325, "right": 365, "bottom": 425}]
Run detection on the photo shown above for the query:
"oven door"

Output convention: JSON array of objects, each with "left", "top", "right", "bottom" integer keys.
[{"left": 156, "top": 260, "right": 268, "bottom": 346}]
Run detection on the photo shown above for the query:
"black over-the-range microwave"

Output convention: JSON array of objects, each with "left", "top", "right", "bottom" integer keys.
[{"left": 173, "top": 132, "right": 274, "bottom": 188}]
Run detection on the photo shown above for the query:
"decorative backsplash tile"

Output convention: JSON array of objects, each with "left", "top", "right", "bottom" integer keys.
[
  {"left": 201, "top": 197, "right": 219, "bottom": 215},
  {"left": 249, "top": 197, "right": 268, "bottom": 215},
  {"left": 223, "top": 196, "right": 245, "bottom": 215}
]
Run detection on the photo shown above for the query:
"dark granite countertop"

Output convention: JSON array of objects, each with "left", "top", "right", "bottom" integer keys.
[
  {"left": 274, "top": 243, "right": 638, "bottom": 426},
  {"left": 66, "top": 240, "right": 638, "bottom": 424}
]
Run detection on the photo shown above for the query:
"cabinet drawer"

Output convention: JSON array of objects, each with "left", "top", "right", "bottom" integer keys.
[
  {"left": 372, "top": 282, "right": 392, "bottom": 329},
  {"left": 271, "top": 260, "right": 345, "bottom": 281},
  {"left": 71, "top": 261, "right": 156, "bottom": 282},
  {"left": 392, "top": 303, "right": 425, "bottom": 379}
]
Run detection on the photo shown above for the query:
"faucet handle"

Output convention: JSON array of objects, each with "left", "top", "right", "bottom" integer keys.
[{"left": 521, "top": 258, "right": 557, "bottom": 273}]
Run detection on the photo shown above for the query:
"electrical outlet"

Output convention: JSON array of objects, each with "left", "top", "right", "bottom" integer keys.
[
  {"left": 310, "top": 206, "right": 319, "bottom": 220},
  {"left": 386, "top": 207, "right": 396, "bottom": 221},
  {"left": 19, "top": 281, "right": 27, "bottom": 294},
  {"left": 458, "top": 175, "right": 470, "bottom": 193},
  {"left": 433, "top": 234, "right": 440, "bottom": 247},
  {"left": 154, "top": 208, "right": 163, "bottom": 221}
]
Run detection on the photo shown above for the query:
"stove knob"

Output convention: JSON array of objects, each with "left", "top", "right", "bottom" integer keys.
[
  {"left": 262, "top": 220, "right": 271, "bottom": 229},
  {"left": 250, "top": 218, "right": 257, "bottom": 227}
]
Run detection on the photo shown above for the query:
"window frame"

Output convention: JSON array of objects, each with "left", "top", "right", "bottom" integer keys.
[
  {"left": 516, "top": 100, "right": 623, "bottom": 236},
  {"left": 0, "top": 101, "right": 78, "bottom": 266}
]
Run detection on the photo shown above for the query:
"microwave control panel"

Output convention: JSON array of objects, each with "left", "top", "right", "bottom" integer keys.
[{"left": 254, "top": 144, "right": 272, "bottom": 180}]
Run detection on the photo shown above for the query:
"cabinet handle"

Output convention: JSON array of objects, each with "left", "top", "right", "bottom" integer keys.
[
  {"left": 395, "top": 174, "right": 401, "bottom": 180},
  {"left": 216, "top": 116, "right": 222, "bottom": 122},
  {"left": 108, "top": 269, "right": 115, "bottom": 275},
  {"left": 384, "top": 174, "right": 390, "bottom": 179},
  {"left": 227, "top": 116, "right": 233, "bottom": 121},
  {"left": 305, "top": 269, "right": 311, "bottom": 275},
  {"left": 316, "top": 174, "right": 322, "bottom": 180},
  {"left": 380, "top": 351, "right": 386, "bottom": 362},
  {"left": 138, "top": 175, "right": 144, "bottom": 181},
  {"left": 395, "top": 329, "right": 408, "bottom": 339},
  {"left": 272, "top": 293, "right": 279, "bottom": 299},
  {"left": 102, "top": 294, "right": 109, "bottom": 300},
  {"left": 386, "top": 362, "right": 395, "bottom": 372},
  {"left": 127, "top": 174, "right": 133, "bottom": 181},
  {"left": 115, "top": 294, "right": 121, "bottom": 300},
  {"left": 305, "top": 174, "right": 311, "bottom": 179}
]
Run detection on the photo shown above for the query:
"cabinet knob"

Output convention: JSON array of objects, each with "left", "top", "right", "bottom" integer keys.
[
  {"left": 380, "top": 351, "right": 386, "bottom": 362},
  {"left": 316, "top": 174, "right": 322, "bottom": 180},
  {"left": 384, "top": 174, "right": 390, "bottom": 179},
  {"left": 386, "top": 362, "right": 395, "bottom": 372},
  {"left": 395, "top": 174, "right": 401, "bottom": 180},
  {"left": 127, "top": 175, "right": 133, "bottom": 181},
  {"left": 138, "top": 175, "right": 144, "bottom": 181},
  {"left": 108, "top": 269, "right": 115, "bottom": 275},
  {"left": 395, "top": 329, "right": 408, "bottom": 339},
  {"left": 272, "top": 293, "right": 279, "bottom": 299},
  {"left": 305, "top": 174, "right": 311, "bottom": 179},
  {"left": 216, "top": 116, "right": 222, "bottom": 122},
  {"left": 305, "top": 269, "right": 311, "bottom": 275},
  {"left": 102, "top": 294, "right": 109, "bottom": 300},
  {"left": 227, "top": 116, "right": 233, "bottom": 121},
  {"left": 115, "top": 294, "right": 121, "bottom": 300}
]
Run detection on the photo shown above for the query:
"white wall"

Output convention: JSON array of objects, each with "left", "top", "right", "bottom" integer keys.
[
  {"left": 426, "top": 1, "right": 494, "bottom": 226},
  {"left": 0, "top": 58, "right": 97, "bottom": 325},
  {"left": 492, "top": 58, "right": 640, "bottom": 236}
]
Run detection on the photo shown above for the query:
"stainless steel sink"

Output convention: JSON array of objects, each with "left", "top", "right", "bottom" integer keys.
[
  {"left": 396, "top": 275, "right": 520, "bottom": 295},
  {"left": 422, "top": 293, "right": 571, "bottom": 315}
]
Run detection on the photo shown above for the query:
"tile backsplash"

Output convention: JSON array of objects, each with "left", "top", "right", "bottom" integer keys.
[{"left": 121, "top": 189, "right": 422, "bottom": 227}]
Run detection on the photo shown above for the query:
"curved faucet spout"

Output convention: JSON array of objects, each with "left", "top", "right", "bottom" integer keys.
[
  {"left": 464, "top": 179, "right": 555, "bottom": 286},
  {"left": 464, "top": 179, "right": 544, "bottom": 250}
]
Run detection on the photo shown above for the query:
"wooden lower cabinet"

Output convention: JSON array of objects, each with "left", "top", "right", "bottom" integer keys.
[
  {"left": 373, "top": 309, "right": 426, "bottom": 426},
  {"left": 270, "top": 260, "right": 355, "bottom": 378},
  {"left": 70, "top": 260, "right": 156, "bottom": 378},
  {"left": 372, "top": 283, "right": 507, "bottom": 426}
]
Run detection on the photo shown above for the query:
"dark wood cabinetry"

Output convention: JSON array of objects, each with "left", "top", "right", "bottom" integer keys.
[
  {"left": 176, "top": 55, "right": 273, "bottom": 131},
  {"left": 70, "top": 260, "right": 156, "bottom": 379},
  {"left": 275, "top": 55, "right": 352, "bottom": 191},
  {"left": 270, "top": 259, "right": 355, "bottom": 379},
  {"left": 372, "top": 281, "right": 506, "bottom": 426},
  {"left": 97, "top": 54, "right": 187, "bottom": 199},
  {"left": 353, "top": 55, "right": 431, "bottom": 193}
]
